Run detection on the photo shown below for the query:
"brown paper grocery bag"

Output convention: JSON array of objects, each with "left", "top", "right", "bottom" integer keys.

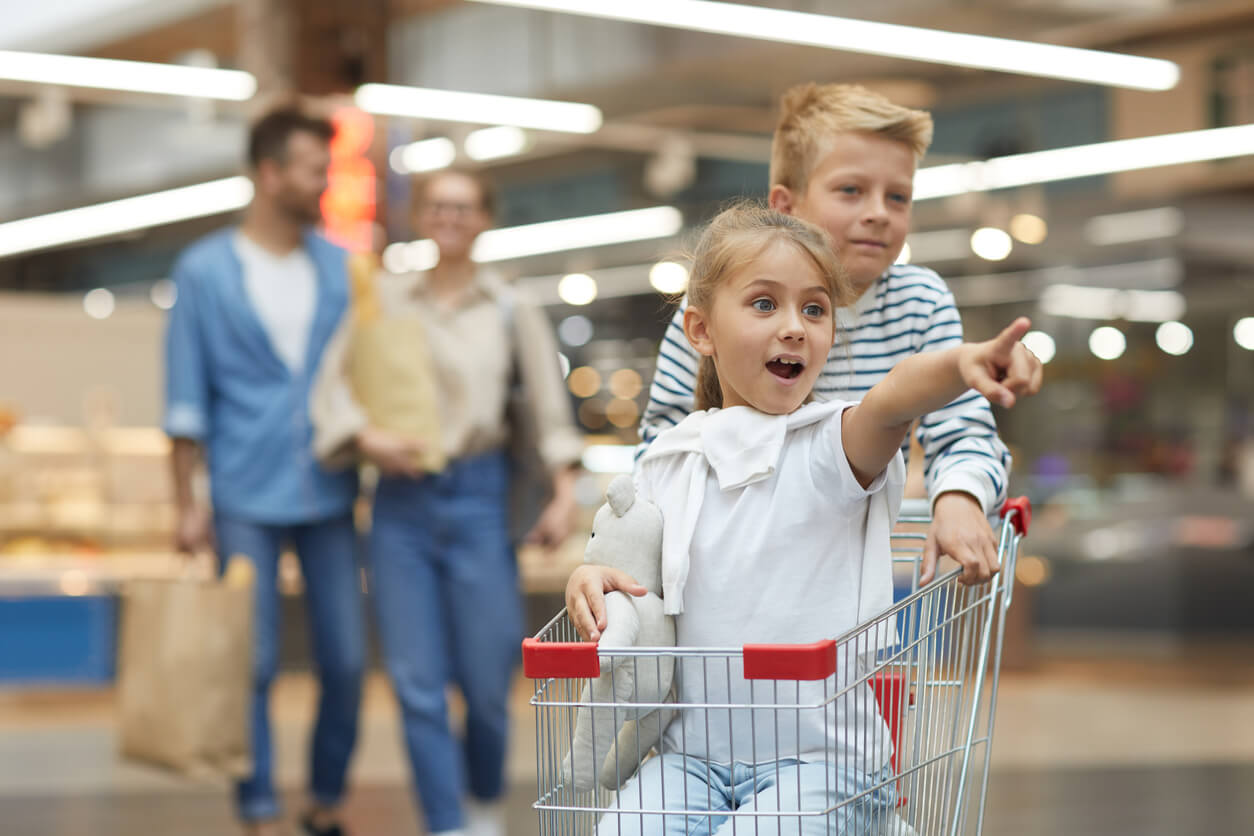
[
  {"left": 346, "top": 252, "right": 445, "bottom": 473},
  {"left": 116, "top": 560, "right": 254, "bottom": 778}
]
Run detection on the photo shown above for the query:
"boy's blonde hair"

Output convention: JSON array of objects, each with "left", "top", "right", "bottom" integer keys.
[
  {"left": 769, "top": 83, "right": 934, "bottom": 195},
  {"left": 686, "top": 202, "right": 854, "bottom": 411}
]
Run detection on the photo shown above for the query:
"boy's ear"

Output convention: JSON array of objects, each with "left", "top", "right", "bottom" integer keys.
[
  {"left": 768, "top": 184, "right": 795, "bottom": 216},
  {"left": 682, "top": 306, "right": 715, "bottom": 358}
]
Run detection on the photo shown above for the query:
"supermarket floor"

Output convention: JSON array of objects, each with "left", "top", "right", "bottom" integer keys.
[{"left": 2, "top": 637, "right": 1253, "bottom": 836}]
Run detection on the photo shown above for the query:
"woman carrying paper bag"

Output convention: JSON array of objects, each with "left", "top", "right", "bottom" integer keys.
[
  {"left": 334, "top": 250, "right": 446, "bottom": 475},
  {"left": 310, "top": 168, "right": 583, "bottom": 836}
]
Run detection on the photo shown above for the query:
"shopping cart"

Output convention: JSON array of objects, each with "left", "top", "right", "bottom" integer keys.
[{"left": 523, "top": 496, "right": 1031, "bottom": 835}]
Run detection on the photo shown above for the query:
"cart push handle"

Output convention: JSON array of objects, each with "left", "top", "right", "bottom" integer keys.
[
  {"left": 522, "top": 638, "right": 600, "bottom": 679},
  {"left": 999, "top": 496, "right": 1032, "bottom": 608},
  {"left": 1000, "top": 496, "right": 1031, "bottom": 536},
  {"left": 522, "top": 638, "right": 843, "bottom": 681}
]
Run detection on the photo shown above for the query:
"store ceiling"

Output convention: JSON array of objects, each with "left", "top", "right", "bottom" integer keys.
[
  {"left": 2, "top": 0, "right": 1253, "bottom": 287},
  {"left": 4, "top": 1, "right": 1251, "bottom": 133}
]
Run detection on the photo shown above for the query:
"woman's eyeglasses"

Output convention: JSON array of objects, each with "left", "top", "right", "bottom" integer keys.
[{"left": 422, "top": 201, "right": 482, "bottom": 217}]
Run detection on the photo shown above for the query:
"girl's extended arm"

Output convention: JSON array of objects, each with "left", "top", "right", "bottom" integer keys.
[{"left": 841, "top": 317, "right": 1033, "bottom": 486}]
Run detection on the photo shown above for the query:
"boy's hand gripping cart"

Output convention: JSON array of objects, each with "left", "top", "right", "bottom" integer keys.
[{"left": 524, "top": 497, "right": 1032, "bottom": 835}]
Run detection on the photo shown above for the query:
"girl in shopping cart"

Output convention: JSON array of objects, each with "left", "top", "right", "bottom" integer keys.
[{"left": 565, "top": 202, "right": 1036, "bottom": 836}]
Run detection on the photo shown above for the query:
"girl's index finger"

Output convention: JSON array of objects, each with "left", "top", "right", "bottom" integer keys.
[{"left": 992, "top": 317, "right": 1032, "bottom": 357}]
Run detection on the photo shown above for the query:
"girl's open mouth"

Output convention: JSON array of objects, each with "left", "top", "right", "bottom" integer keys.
[{"left": 766, "top": 357, "right": 804, "bottom": 380}]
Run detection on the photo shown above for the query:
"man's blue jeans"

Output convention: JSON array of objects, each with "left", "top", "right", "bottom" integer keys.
[
  {"left": 214, "top": 512, "right": 366, "bottom": 822},
  {"left": 369, "top": 451, "right": 523, "bottom": 833}
]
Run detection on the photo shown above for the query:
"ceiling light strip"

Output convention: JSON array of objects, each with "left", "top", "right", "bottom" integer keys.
[
  {"left": 385, "top": 206, "right": 683, "bottom": 271},
  {"left": 355, "top": 83, "right": 602, "bottom": 134},
  {"left": 0, "top": 177, "right": 255, "bottom": 259},
  {"left": 0, "top": 50, "right": 257, "bottom": 100},
  {"left": 471, "top": 206, "right": 682, "bottom": 261},
  {"left": 468, "top": 0, "right": 1178, "bottom": 91},
  {"left": 914, "top": 124, "right": 1254, "bottom": 201}
]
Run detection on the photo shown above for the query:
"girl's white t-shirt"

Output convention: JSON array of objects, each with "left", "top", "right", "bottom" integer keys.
[{"left": 637, "top": 401, "right": 903, "bottom": 772}]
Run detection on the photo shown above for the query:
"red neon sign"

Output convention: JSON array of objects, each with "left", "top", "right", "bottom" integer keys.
[{"left": 322, "top": 107, "right": 376, "bottom": 252}]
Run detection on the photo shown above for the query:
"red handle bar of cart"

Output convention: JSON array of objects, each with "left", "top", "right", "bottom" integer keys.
[
  {"left": 1000, "top": 496, "right": 1031, "bottom": 536},
  {"left": 522, "top": 638, "right": 842, "bottom": 681},
  {"left": 523, "top": 638, "right": 843, "bottom": 682}
]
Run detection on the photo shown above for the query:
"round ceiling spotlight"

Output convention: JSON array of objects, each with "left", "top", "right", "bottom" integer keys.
[
  {"left": 558, "top": 273, "right": 598, "bottom": 306},
  {"left": 970, "top": 227, "right": 1013, "bottom": 261},
  {"left": 1089, "top": 326, "right": 1126, "bottom": 360},
  {"left": 1155, "top": 321, "right": 1192, "bottom": 356}
]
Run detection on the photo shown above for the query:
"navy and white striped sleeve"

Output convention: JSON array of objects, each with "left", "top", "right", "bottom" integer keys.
[
  {"left": 636, "top": 304, "right": 698, "bottom": 460},
  {"left": 913, "top": 287, "right": 1012, "bottom": 518}
]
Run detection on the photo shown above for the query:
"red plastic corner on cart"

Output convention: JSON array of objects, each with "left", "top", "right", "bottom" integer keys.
[
  {"left": 869, "top": 671, "right": 915, "bottom": 807},
  {"left": 522, "top": 638, "right": 601, "bottom": 680},
  {"left": 1000, "top": 496, "right": 1032, "bottom": 537},
  {"left": 743, "top": 640, "right": 837, "bottom": 681}
]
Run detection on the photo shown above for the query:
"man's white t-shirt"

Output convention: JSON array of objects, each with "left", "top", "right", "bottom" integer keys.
[
  {"left": 637, "top": 401, "right": 904, "bottom": 772},
  {"left": 234, "top": 232, "right": 317, "bottom": 373}
]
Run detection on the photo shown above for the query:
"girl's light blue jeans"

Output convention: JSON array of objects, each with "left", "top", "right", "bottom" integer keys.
[
  {"left": 369, "top": 450, "right": 523, "bottom": 833},
  {"left": 597, "top": 754, "right": 897, "bottom": 836}
]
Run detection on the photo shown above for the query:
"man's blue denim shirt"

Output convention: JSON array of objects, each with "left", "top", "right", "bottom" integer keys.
[{"left": 163, "top": 227, "right": 358, "bottom": 525}]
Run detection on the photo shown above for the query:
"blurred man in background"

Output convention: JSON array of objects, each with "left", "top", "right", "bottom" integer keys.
[{"left": 163, "top": 107, "right": 365, "bottom": 836}]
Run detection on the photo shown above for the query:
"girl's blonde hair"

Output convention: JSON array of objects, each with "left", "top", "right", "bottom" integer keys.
[{"left": 685, "top": 202, "right": 854, "bottom": 410}]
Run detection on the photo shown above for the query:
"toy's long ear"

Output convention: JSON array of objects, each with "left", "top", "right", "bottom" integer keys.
[{"left": 605, "top": 474, "right": 636, "bottom": 517}]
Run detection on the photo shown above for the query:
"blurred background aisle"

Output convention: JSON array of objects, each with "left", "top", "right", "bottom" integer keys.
[{"left": 2, "top": 0, "right": 1254, "bottom": 833}]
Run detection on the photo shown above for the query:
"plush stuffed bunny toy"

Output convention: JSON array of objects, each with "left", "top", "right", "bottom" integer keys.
[{"left": 562, "top": 474, "right": 675, "bottom": 792}]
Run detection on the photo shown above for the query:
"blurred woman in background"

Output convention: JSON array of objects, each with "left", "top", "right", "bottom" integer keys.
[{"left": 312, "top": 167, "right": 582, "bottom": 836}]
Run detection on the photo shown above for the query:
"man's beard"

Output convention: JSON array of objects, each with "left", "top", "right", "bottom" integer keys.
[{"left": 279, "top": 194, "right": 323, "bottom": 226}]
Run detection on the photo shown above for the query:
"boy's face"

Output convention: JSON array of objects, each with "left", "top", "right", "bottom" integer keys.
[
  {"left": 683, "top": 241, "right": 834, "bottom": 416},
  {"left": 772, "top": 132, "right": 915, "bottom": 296}
]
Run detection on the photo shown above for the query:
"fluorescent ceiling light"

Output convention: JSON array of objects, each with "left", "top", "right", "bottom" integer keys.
[
  {"left": 915, "top": 124, "right": 1254, "bottom": 200},
  {"left": 904, "top": 228, "right": 971, "bottom": 263},
  {"left": 382, "top": 239, "right": 440, "bottom": 274},
  {"left": 1084, "top": 206, "right": 1184, "bottom": 246},
  {"left": 355, "top": 83, "right": 602, "bottom": 133},
  {"left": 385, "top": 206, "right": 682, "bottom": 270},
  {"left": 464, "top": 126, "right": 530, "bottom": 160},
  {"left": 0, "top": 50, "right": 256, "bottom": 100},
  {"left": 0, "top": 177, "right": 254, "bottom": 258},
  {"left": 468, "top": 0, "right": 1178, "bottom": 90},
  {"left": 1040, "top": 284, "right": 1184, "bottom": 322},
  {"left": 390, "top": 137, "right": 457, "bottom": 174},
  {"left": 473, "top": 206, "right": 681, "bottom": 261}
]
